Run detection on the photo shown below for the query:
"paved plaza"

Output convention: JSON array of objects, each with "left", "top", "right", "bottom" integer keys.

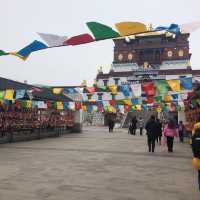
[{"left": 0, "top": 126, "right": 199, "bottom": 200}]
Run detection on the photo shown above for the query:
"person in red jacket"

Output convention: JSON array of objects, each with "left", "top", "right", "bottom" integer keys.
[{"left": 163, "top": 119, "right": 177, "bottom": 152}]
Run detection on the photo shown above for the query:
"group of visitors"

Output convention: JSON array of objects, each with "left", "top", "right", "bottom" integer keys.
[
  {"left": 145, "top": 115, "right": 179, "bottom": 153},
  {"left": 128, "top": 115, "right": 186, "bottom": 153},
  {"left": 128, "top": 116, "right": 146, "bottom": 135}
]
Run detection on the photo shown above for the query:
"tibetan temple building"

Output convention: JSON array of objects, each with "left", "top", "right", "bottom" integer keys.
[{"left": 83, "top": 31, "right": 200, "bottom": 126}]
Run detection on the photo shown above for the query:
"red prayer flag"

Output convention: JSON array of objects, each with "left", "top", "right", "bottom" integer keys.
[
  {"left": 64, "top": 34, "right": 94, "bottom": 45},
  {"left": 75, "top": 102, "right": 82, "bottom": 110},
  {"left": 47, "top": 101, "right": 52, "bottom": 109},
  {"left": 147, "top": 96, "right": 154, "bottom": 104},
  {"left": 124, "top": 104, "right": 131, "bottom": 112},
  {"left": 109, "top": 100, "right": 116, "bottom": 106},
  {"left": 86, "top": 87, "right": 96, "bottom": 93},
  {"left": 142, "top": 82, "right": 155, "bottom": 96}
]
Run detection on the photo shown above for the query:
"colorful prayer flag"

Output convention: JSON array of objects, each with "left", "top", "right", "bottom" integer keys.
[
  {"left": 130, "top": 84, "right": 141, "bottom": 97},
  {"left": 180, "top": 77, "right": 192, "bottom": 90},
  {"left": 15, "top": 89, "right": 25, "bottom": 99},
  {"left": 86, "top": 21, "right": 120, "bottom": 40},
  {"left": 155, "top": 80, "right": 169, "bottom": 95},
  {"left": 108, "top": 85, "right": 118, "bottom": 95},
  {"left": 142, "top": 82, "right": 155, "bottom": 96},
  {"left": 180, "top": 21, "right": 200, "bottom": 33},
  {"left": 0, "top": 50, "right": 9, "bottom": 56},
  {"left": 4, "top": 89, "right": 14, "bottom": 100},
  {"left": 16, "top": 40, "right": 48, "bottom": 59},
  {"left": 37, "top": 33, "right": 68, "bottom": 47},
  {"left": 64, "top": 34, "right": 94, "bottom": 45},
  {"left": 0, "top": 91, "right": 5, "bottom": 99},
  {"left": 167, "top": 80, "right": 181, "bottom": 92},
  {"left": 53, "top": 88, "right": 63, "bottom": 94},
  {"left": 115, "top": 22, "right": 147, "bottom": 36}
]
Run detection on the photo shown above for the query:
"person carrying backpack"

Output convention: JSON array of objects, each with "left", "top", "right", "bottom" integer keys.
[
  {"left": 145, "top": 115, "right": 158, "bottom": 153},
  {"left": 191, "top": 118, "right": 200, "bottom": 191}
]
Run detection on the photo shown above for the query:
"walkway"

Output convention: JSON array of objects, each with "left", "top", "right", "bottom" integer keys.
[{"left": 0, "top": 126, "right": 199, "bottom": 200}]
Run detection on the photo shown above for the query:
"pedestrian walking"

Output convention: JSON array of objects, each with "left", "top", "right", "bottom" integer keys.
[
  {"left": 178, "top": 121, "right": 185, "bottom": 143},
  {"left": 191, "top": 128, "right": 200, "bottom": 191},
  {"left": 138, "top": 117, "right": 144, "bottom": 136},
  {"left": 156, "top": 118, "right": 162, "bottom": 145},
  {"left": 108, "top": 118, "right": 115, "bottom": 133},
  {"left": 163, "top": 119, "right": 177, "bottom": 152},
  {"left": 145, "top": 115, "right": 158, "bottom": 153},
  {"left": 131, "top": 116, "right": 137, "bottom": 135},
  {"left": 128, "top": 120, "right": 132, "bottom": 134}
]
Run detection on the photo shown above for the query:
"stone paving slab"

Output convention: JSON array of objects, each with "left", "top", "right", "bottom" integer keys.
[{"left": 0, "top": 126, "right": 199, "bottom": 200}]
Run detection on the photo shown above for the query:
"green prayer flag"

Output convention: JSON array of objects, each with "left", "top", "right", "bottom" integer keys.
[
  {"left": 155, "top": 80, "right": 169, "bottom": 95},
  {"left": 97, "top": 86, "right": 107, "bottom": 92},
  {"left": 0, "top": 91, "right": 5, "bottom": 99},
  {"left": 196, "top": 90, "right": 200, "bottom": 97},
  {"left": 176, "top": 105, "right": 181, "bottom": 111},
  {"left": 154, "top": 96, "right": 162, "bottom": 102},
  {"left": 86, "top": 22, "right": 120, "bottom": 40},
  {"left": 21, "top": 100, "right": 27, "bottom": 108},
  {"left": 0, "top": 50, "right": 9, "bottom": 56},
  {"left": 51, "top": 101, "right": 57, "bottom": 109},
  {"left": 191, "top": 99, "right": 198, "bottom": 107}
]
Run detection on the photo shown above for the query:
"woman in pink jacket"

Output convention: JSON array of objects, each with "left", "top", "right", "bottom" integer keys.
[{"left": 164, "top": 119, "right": 177, "bottom": 152}]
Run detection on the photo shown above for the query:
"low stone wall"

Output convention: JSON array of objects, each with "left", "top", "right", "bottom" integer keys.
[{"left": 0, "top": 128, "right": 72, "bottom": 144}]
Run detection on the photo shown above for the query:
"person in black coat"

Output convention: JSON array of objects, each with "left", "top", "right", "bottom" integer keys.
[
  {"left": 191, "top": 128, "right": 200, "bottom": 190},
  {"left": 108, "top": 118, "right": 115, "bottom": 133},
  {"left": 145, "top": 115, "right": 158, "bottom": 153},
  {"left": 131, "top": 116, "right": 137, "bottom": 135}
]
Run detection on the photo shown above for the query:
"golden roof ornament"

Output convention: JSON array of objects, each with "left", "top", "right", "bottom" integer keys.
[
  {"left": 81, "top": 80, "right": 87, "bottom": 87},
  {"left": 98, "top": 66, "right": 103, "bottom": 74}
]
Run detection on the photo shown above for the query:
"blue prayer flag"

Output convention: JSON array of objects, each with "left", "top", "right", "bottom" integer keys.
[
  {"left": 17, "top": 40, "right": 48, "bottom": 57},
  {"left": 15, "top": 89, "right": 25, "bottom": 99},
  {"left": 180, "top": 77, "right": 192, "bottom": 90}
]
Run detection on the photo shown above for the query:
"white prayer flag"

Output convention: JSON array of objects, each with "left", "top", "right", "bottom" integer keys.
[
  {"left": 37, "top": 33, "right": 68, "bottom": 47},
  {"left": 130, "top": 84, "right": 141, "bottom": 97},
  {"left": 180, "top": 21, "right": 200, "bottom": 33}
]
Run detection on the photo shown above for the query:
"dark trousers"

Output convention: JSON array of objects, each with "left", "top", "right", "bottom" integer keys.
[
  {"left": 148, "top": 137, "right": 156, "bottom": 152},
  {"left": 140, "top": 127, "right": 143, "bottom": 135},
  {"left": 167, "top": 136, "right": 174, "bottom": 152},
  {"left": 109, "top": 126, "right": 113, "bottom": 132},
  {"left": 131, "top": 128, "right": 136, "bottom": 135},
  {"left": 179, "top": 131, "right": 184, "bottom": 142}
]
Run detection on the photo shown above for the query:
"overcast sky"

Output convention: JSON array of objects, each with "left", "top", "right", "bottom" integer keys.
[{"left": 0, "top": 0, "right": 200, "bottom": 86}]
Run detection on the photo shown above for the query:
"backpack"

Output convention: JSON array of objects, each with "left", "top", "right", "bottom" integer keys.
[{"left": 192, "top": 129, "right": 200, "bottom": 159}]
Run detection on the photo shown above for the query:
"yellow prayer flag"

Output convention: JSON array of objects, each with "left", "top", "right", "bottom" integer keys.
[
  {"left": 164, "top": 95, "right": 172, "bottom": 102},
  {"left": 136, "top": 105, "right": 141, "bottom": 111},
  {"left": 4, "top": 89, "right": 14, "bottom": 100},
  {"left": 57, "top": 101, "right": 64, "bottom": 110},
  {"left": 115, "top": 22, "right": 147, "bottom": 36},
  {"left": 123, "top": 99, "right": 132, "bottom": 106},
  {"left": 108, "top": 105, "right": 116, "bottom": 113},
  {"left": 156, "top": 107, "right": 162, "bottom": 113},
  {"left": 82, "top": 105, "right": 87, "bottom": 111},
  {"left": 108, "top": 85, "right": 117, "bottom": 94},
  {"left": 167, "top": 80, "right": 181, "bottom": 92},
  {"left": 26, "top": 100, "right": 32, "bottom": 108},
  {"left": 53, "top": 88, "right": 63, "bottom": 94},
  {"left": 9, "top": 52, "right": 28, "bottom": 61}
]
